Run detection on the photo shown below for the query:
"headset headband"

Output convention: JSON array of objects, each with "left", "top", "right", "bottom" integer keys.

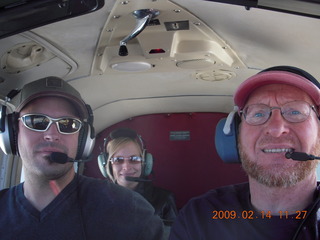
[{"left": 108, "top": 128, "right": 145, "bottom": 150}]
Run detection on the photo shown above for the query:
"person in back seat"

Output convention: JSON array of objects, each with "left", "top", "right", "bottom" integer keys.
[
  {"left": 170, "top": 66, "right": 320, "bottom": 240},
  {"left": 98, "top": 127, "right": 178, "bottom": 238}
]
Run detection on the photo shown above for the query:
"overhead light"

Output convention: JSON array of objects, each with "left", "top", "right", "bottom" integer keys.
[
  {"left": 111, "top": 62, "right": 152, "bottom": 72},
  {"left": 176, "top": 59, "right": 216, "bottom": 69}
]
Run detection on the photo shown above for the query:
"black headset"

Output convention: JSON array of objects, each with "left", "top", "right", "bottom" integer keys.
[
  {"left": 0, "top": 90, "right": 20, "bottom": 156},
  {"left": 97, "top": 128, "right": 153, "bottom": 179},
  {"left": 0, "top": 77, "right": 95, "bottom": 160},
  {"left": 215, "top": 66, "right": 320, "bottom": 163}
]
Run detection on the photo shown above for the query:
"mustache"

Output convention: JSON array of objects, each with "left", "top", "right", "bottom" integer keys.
[{"left": 34, "top": 142, "right": 68, "bottom": 153}]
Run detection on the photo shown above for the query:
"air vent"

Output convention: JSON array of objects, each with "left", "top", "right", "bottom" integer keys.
[
  {"left": 195, "top": 69, "right": 236, "bottom": 82},
  {"left": 1, "top": 42, "right": 54, "bottom": 73},
  {"left": 0, "top": 32, "right": 77, "bottom": 81}
]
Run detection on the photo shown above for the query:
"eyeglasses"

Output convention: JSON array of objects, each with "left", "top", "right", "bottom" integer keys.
[
  {"left": 19, "top": 114, "right": 82, "bottom": 134},
  {"left": 109, "top": 156, "right": 142, "bottom": 165},
  {"left": 240, "top": 101, "right": 318, "bottom": 126}
]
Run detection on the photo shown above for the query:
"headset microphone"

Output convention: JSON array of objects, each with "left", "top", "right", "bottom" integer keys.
[
  {"left": 125, "top": 176, "right": 152, "bottom": 182},
  {"left": 285, "top": 152, "right": 320, "bottom": 161},
  {"left": 49, "top": 152, "right": 90, "bottom": 164}
]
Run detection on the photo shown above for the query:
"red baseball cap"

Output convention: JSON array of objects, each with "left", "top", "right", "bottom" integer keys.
[{"left": 234, "top": 66, "right": 320, "bottom": 109}]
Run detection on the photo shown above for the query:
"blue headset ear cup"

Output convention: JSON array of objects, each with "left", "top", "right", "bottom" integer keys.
[
  {"left": 143, "top": 152, "right": 153, "bottom": 176},
  {"left": 215, "top": 115, "right": 241, "bottom": 163},
  {"left": 97, "top": 152, "right": 108, "bottom": 178}
]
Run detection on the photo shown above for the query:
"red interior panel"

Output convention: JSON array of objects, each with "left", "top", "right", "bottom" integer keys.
[{"left": 84, "top": 112, "right": 248, "bottom": 209}]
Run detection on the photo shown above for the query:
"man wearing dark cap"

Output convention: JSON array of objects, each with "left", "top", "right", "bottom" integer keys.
[
  {"left": 0, "top": 77, "right": 164, "bottom": 239},
  {"left": 170, "top": 66, "right": 320, "bottom": 240}
]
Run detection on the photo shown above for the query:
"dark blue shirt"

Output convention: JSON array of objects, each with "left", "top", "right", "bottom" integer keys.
[
  {"left": 0, "top": 175, "right": 164, "bottom": 240},
  {"left": 169, "top": 182, "right": 320, "bottom": 240}
]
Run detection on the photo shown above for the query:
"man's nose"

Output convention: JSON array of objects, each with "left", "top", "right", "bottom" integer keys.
[
  {"left": 264, "top": 109, "right": 289, "bottom": 137},
  {"left": 43, "top": 123, "right": 60, "bottom": 141}
]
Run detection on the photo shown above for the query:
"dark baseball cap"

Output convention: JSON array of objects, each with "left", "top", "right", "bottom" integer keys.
[{"left": 12, "top": 76, "right": 89, "bottom": 119}]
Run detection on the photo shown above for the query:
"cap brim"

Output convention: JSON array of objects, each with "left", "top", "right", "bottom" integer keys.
[{"left": 234, "top": 71, "right": 320, "bottom": 109}]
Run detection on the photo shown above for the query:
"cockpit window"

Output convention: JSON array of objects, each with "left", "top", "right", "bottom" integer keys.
[{"left": 0, "top": 0, "right": 104, "bottom": 39}]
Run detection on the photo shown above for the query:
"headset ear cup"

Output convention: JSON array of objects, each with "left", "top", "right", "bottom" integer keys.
[
  {"left": 76, "top": 124, "right": 95, "bottom": 160},
  {"left": 9, "top": 113, "right": 18, "bottom": 155},
  {"left": 0, "top": 113, "right": 18, "bottom": 155},
  {"left": 143, "top": 152, "right": 153, "bottom": 176},
  {"left": 76, "top": 126, "right": 86, "bottom": 160},
  {"left": 97, "top": 152, "right": 108, "bottom": 178},
  {"left": 82, "top": 124, "right": 95, "bottom": 160},
  {"left": 75, "top": 104, "right": 95, "bottom": 160},
  {"left": 215, "top": 114, "right": 240, "bottom": 163}
]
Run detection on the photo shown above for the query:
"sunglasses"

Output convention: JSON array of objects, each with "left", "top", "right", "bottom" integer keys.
[
  {"left": 19, "top": 114, "right": 82, "bottom": 134},
  {"left": 109, "top": 156, "right": 142, "bottom": 165}
]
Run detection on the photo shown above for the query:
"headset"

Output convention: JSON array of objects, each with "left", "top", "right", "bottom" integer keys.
[
  {"left": 97, "top": 128, "right": 153, "bottom": 179},
  {"left": 0, "top": 91, "right": 20, "bottom": 156},
  {"left": 0, "top": 77, "right": 95, "bottom": 160},
  {"left": 215, "top": 106, "right": 241, "bottom": 163},
  {"left": 215, "top": 66, "right": 320, "bottom": 164},
  {"left": 74, "top": 104, "right": 95, "bottom": 160}
]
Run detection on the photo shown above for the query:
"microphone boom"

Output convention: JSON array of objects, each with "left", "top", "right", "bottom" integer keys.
[
  {"left": 285, "top": 152, "right": 320, "bottom": 161},
  {"left": 49, "top": 152, "right": 92, "bottom": 164},
  {"left": 125, "top": 176, "right": 152, "bottom": 182},
  {"left": 50, "top": 152, "right": 70, "bottom": 164}
]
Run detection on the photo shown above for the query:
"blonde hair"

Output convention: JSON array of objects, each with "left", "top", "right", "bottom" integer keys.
[{"left": 106, "top": 137, "right": 143, "bottom": 182}]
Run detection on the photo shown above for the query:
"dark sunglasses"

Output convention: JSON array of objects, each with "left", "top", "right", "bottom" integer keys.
[
  {"left": 109, "top": 156, "right": 142, "bottom": 165},
  {"left": 19, "top": 114, "right": 82, "bottom": 134}
]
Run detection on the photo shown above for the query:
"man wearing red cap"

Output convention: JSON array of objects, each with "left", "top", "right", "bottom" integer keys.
[{"left": 170, "top": 66, "right": 320, "bottom": 240}]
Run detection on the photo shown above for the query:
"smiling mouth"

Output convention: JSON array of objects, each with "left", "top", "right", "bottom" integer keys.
[
  {"left": 262, "top": 148, "right": 294, "bottom": 153},
  {"left": 121, "top": 173, "right": 136, "bottom": 177}
]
